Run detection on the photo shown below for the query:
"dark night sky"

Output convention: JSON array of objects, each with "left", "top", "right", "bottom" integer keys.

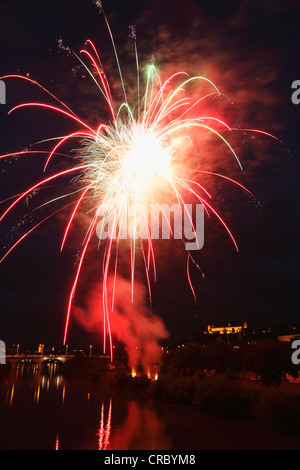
[{"left": 0, "top": 0, "right": 299, "bottom": 349}]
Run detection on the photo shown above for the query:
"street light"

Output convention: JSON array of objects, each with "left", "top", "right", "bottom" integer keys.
[
  {"left": 65, "top": 344, "right": 68, "bottom": 356},
  {"left": 89, "top": 345, "right": 93, "bottom": 357}
]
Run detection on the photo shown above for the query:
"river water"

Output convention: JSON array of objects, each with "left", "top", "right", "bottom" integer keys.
[{"left": 1, "top": 364, "right": 300, "bottom": 450}]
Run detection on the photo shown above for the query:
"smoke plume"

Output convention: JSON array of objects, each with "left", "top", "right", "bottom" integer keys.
[{"left": 73, "top": 275, "right": 169, "bottom": 371}]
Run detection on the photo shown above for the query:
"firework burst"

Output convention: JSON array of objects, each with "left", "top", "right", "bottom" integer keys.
[{"left": 0, "top": 12, "right": 270, "bottom": 360}]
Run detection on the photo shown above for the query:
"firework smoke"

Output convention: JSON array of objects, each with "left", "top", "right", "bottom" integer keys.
[{"left": 73, "top": 275, "right": 169, "bottom": 371}]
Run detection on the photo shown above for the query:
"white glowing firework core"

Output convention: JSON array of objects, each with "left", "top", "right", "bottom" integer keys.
[{"left": 121, "top": 130, "right": 171, "bottom": 198}]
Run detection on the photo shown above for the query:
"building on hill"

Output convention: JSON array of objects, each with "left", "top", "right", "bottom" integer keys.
[{"left": 207, "top": 322, "right": 247, "bottom": 342}]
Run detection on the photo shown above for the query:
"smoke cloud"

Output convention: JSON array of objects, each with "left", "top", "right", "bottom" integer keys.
[{"left": 73, "top": 275, "right": 169, "bottom": 371}]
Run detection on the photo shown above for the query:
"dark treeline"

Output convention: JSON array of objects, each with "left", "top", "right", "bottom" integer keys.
[{"left": 160, "top": 338, "right": 299, "bottom": 386}]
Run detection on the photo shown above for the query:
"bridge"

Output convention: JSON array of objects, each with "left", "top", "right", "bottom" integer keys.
[{"left": 5, "top": 354, "right": 109, "bottom": 369}]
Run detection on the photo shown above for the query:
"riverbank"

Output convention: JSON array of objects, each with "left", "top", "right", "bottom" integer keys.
[
  {"left": 1, "top": 361, "right": 300, "bottom": 450},
  {"left": 119, "top": 372, "right": 300, "bottom": 434},
  {"left": 60, "top": 358, "right": 300, "bottom": 436}
]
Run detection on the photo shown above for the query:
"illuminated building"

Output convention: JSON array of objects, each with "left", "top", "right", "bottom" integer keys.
[{"left": 207, "top": 322, "right": 247, "bottom": 340}]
